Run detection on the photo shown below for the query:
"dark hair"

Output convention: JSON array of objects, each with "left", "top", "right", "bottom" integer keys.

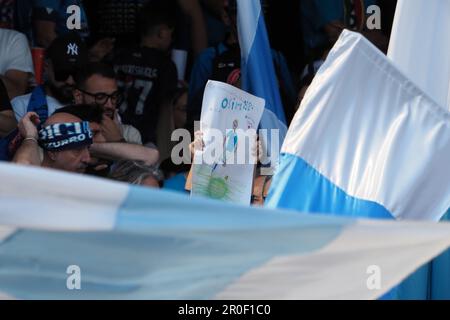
[
  {"left": 54, "top": 104, "right": 104, "bottom": 124},
  {"left": 74, "top": 62, "right": 116, "bottom": 90},
  {"left": 138, "top": 1, "right": 176, "bottom": 37}
]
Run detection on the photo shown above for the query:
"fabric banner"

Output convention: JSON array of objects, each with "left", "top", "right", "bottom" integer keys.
[
  {"left": 266, "top": 30, "right": 450, "bottom": 222},
  {"left": 2, "top": 163, "right": 450, "bottom": 299},
  {"left": 388, "top": 0, "right": 450, "bottom": 111}
]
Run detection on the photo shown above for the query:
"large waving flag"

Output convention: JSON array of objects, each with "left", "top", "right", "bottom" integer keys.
[
  {"left": 388, "top": 0, "right": 450, "bottom": 111},
  {"left": 237, "top": 0, "right": 287, "bottom": 157},
  {"left": 266, "top": 30, "right": 450, "bottom": 223},
  {"left": 2, "top": 163, "right": 450, "bottom": 299},
  {"left": 265, "top": 30, "right": 450, "bottom": 300},
  {"left": 388, "top": 0, "right": 450, "bottom": 299}
]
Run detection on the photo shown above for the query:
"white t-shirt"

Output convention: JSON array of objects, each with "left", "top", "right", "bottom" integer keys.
[
  {"left": 121, "top": 124, "right": 142, "bottom": 145},
  {"left": 11, "top": 93, "right": 63, "bottom": 121},
  {"left": 0, "top": 29, "right": 34, "bottom": 76}
]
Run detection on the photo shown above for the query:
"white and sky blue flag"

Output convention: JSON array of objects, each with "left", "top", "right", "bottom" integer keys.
[
  {"left": 2, "top": 163, "right": 450, "bottom": 299},
  {"left": 388, "top": 0, "right": 450, "bottom": 299},
  {"left": 237, "top": 0, "right": 287, "bottom": 154},
  {"left": 266, "top": 30, "right": 450, "bottom": 222},
  {"left": 388, "top": 0, "right": 450, "bottom": 111}
]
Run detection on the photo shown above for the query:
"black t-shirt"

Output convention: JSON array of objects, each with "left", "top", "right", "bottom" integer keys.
[
  {"left": 114, "top": 46, "right": 178, "bottom": 145},
  {"left": 0, "top": 80, "right": 12, "bottom": 112}
]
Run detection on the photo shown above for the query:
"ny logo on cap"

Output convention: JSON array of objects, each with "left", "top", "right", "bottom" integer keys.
[{"left": 67, "top": 43, "right": 78, "bottom": 56}]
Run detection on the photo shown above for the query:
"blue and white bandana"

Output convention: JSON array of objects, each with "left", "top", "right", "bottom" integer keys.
[{"left": 38, "top": 121, "right": 93, "bottom": 151}]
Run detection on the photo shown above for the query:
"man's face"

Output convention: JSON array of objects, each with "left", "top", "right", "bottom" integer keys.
[
  {"left": 76, "top": 75, "right": 119, "bottom": 119},
  {"left": 46, "top": 61, "right": 75, "bottom": 104},
  {"left": 50, "top": 147, "right": 91, "bottom": 173},
  {"left": 159, "top": 24, "right": 174, "bottom": 52}
]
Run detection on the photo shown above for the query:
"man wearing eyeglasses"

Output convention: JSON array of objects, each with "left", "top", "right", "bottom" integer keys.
[
  {"left": 73, "top": 62, "right": 142, "bottom": 145},
  {"left": 72, "top": 62, "right": 159, "bottom": 174}
]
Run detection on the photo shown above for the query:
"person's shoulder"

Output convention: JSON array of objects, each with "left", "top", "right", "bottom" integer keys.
[
  {"left": 11, "top": 92, "right": 32, "bottom": 106},
  {"left": 11, "top": 93, "right": 32, "bottom": 120},
  {"left": 114, "top": 46, "right": 138, "bottom": 57},
  {"left": 115, "top": 47, "right": 160, "bottom": 66},
  {"left": 120, "top": 124, "right": 143, "bottom": 145},
  {"left": 46, "top": 95, "right": 63, "bottom": 109},
  {"left": 142, "top": 47, "right": 171, "bottom": 61},
  {"left": 144, "top": 49, "right": 176, "bottom": 71},
  {"left": 162, "top": 55, "right": 177, "bottom": 70},
  {"left": 0, "top": 29, "right": 28, "bottom": 45},
  {"left": 112, "top": 48, "right": 130, "bottom": 63}
]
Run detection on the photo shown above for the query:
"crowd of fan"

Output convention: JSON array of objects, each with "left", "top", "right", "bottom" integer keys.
[{"left": 0, "top": 0, "right": 396, "bottom": 205}]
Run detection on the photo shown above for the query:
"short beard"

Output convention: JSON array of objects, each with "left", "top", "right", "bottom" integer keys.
[{"left": 47, "top": 82, "right": 74, "bottom": 105}]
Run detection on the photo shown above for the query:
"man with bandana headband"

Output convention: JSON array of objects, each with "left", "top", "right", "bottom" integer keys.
[
  {"left": 13, "top": 111, "right": 94, "bottom": 173},
  {"left": 13, "top": 103, "right": 159, "bottom": 175},
  {"left": 11, "top": 32, "right": 88, "bottom": 123}
]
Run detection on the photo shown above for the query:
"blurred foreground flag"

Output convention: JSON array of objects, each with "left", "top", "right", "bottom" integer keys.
[
  {"left": 266, "top": 30, "right": 450, "bottom": 222},
  {"left": 2, "top": 163, "right": 450, "bottom": 299},
  {"left": 388, "top": 0, "right": 450, "bottom": 111},
  {"left": 237, "top": 0, "right": 287, "bottom": 153}
]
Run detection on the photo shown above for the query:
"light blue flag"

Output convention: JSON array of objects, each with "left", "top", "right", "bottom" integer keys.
[
  {"left": 237, "top": 0, "right": 288, "bottom": 158},
  {"left": 2, "top": 163, "right": 450, "bottom": 299},
  {"left": 388, "top": 0, "right": 450, "bottom": 300},
  {"left": 266, "top": 30, "right": 450, "bottom": 221},
  {"left": 265, "top": 30, "right": 450, "bottom": 299},
  {"left": 388, "top": 0, "right": 450, "bottom": 111}
]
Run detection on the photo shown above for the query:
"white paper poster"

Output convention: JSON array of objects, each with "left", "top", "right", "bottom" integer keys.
[{"left": 191, "top": 81, "right": 265, "bottom": 205}]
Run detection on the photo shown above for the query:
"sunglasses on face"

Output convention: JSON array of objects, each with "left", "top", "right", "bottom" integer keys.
[
  {"left": 77, "top": 88, "right": 124, "bottom": 107},
  {"left": 54, "top": 69, "right": 77, "bottom": 82}
]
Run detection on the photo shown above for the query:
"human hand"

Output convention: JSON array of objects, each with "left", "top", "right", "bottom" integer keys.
[
  {"left": 189, "top": 130, "right": 204, "bottom": 159},
  {"left": 18, "top": 112, "right": 40, "bottom": 139},
  {"left": 101, "top": 113, "right": 123, "bottom": 142}
]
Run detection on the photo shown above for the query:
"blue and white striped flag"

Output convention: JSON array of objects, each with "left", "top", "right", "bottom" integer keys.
[
  {"left": 266, "top": 30, "right": 450, "bottom": 222},
  {"left": 237, "top": 0, "right": 287, "bottom": 157},
  {"left": 2, "top": 163, "right": 450, "bottom": 299},
  {"left": 388, "top": 0, "right": 450, "bottom": 299}
]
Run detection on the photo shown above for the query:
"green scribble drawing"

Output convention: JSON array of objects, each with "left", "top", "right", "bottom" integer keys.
[
  {"left": 192, "top": 164, "right": 245, "bottom": 202},
  {"left": 206, "top": 177, "right": 229, "bottom": 199}
]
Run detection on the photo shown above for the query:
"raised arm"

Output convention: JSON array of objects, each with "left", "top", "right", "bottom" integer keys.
[
  {"left": 13, "top": 112, "right": 41, "bottom": 166},
  {"left": 89, "top": 142, "right": 160, "bottom": 166}
]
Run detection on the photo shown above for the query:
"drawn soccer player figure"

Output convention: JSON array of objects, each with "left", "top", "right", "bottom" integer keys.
[{"left": 212, "top": 119, "right": 239, "bottom": 174}]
